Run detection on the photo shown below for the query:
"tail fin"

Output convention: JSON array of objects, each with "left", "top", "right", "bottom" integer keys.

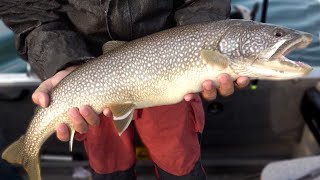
[
  {"left": 2, "top": 136, "right": 25, "bottom": 165},
  {"left": 2, "top": 136, "right": 41, "bottom": 180},
  {"left": 25, "top": 157, "right": 41, "bottom": 180}
]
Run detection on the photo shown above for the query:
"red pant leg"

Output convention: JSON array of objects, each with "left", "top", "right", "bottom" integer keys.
[
  {"left": 78, "top": 114, "right": 136, "bottom": 174},
  {"left": 134, "top": 96, "right": 205, "bottom": 176}
]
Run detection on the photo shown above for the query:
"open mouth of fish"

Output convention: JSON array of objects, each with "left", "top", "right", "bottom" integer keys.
[{"left": 266, "top": 35, "right": 313, "bottom": 75}]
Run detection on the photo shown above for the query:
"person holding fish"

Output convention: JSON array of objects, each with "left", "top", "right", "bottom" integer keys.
[{"left": 0, "top": 0, "right": 250, "bottom": 179}]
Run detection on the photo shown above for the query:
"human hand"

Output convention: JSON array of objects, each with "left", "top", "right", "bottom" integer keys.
[
  {"left": 31, "top": 66, "right": 112, "bottom": 142},
  {"left": 184, "top": 74, "right": 250, "bottom": 102}
]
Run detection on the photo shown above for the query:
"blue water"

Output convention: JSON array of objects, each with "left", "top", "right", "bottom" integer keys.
[
  {"left": 0, "top": 21, "right": 27, "bottom": 73},
  {"left": 0, "top": 0, "right": 319, "bottom": 73}
]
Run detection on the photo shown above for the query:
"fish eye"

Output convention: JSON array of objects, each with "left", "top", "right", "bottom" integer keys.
[{"left": 273, "top": 29, "right": 285, "bottom": 37}]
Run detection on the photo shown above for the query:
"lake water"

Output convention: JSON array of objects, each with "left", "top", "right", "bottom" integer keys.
[
  {"left": 0, "top": 0, "right": 319, "bottom": 73},
  {"left": 0, "top": 22, "right": 27, "bottom": 73}
]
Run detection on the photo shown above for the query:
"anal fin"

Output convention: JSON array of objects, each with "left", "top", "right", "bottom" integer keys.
[
  {"left": 109, "top": 103, "right": 135, "bottom": 120},
  {"left": 108, "top": 103, "right": 135, "bottom": 135},
  {"left": 113, "top": 111, "right": 134, "bottom": 135},
  {"left": 69, "top": 129, "right": 76, "bottom": 152}
]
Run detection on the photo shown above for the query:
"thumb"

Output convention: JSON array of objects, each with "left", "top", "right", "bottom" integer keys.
[
  {"left": 32, "top": 79, "right": 53, "bottom": 108},
  {"left": 32, "top": 66, "right": 77, "bottom": 107}
]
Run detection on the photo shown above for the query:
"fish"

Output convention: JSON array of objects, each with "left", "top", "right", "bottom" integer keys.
[{"left": 1, "top": 19, "right": 313, "bottom": 180}]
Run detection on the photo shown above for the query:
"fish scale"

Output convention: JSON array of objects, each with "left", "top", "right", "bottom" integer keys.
[{"left": 2, "top": 19, "right": 313, "bottom": 180}]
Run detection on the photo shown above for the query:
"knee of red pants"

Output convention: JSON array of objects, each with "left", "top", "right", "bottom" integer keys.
[
  {"left": 134, "top": 100, "right": 204, "bottom": 176},
  {"left": 82, "top": 114, "right": 136, "bottom": 174}
]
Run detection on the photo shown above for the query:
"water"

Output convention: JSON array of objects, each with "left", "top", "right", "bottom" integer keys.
[
  {"left": 0, "top": 0, "right": 319, "bottom": 73},
  {"left": 0, "top": 21, "right": 27, "bottom": 73}
]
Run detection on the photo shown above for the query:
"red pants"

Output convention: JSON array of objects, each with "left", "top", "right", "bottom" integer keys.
[{"left": 76, "top": 96, "right": 205, "bottom": 176}]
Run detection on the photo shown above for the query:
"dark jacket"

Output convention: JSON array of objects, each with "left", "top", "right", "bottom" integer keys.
[{"left": 0, "top": 0, "right": 230, "bottom": 80}]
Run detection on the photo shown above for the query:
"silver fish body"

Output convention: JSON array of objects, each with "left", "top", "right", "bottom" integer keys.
[{"left": 2, "top": 19, "right": 313, "bottom": 180}]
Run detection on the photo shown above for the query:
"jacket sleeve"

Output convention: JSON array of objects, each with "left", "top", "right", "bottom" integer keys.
[
  {"left": 174, "top": 0, "right": 231, "bottom": 26},
  {"left": 0, "top": 0, "right": 94, "bottom": 80}
]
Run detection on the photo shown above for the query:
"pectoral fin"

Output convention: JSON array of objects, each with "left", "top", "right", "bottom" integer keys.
[
  {"left": 200, "top": 50, "right": 229, "bottom": 70},
  {"left": 113, "top": 111, "right": 134, "bottom": 135},
  {"left": 102, "top": 41, "right": 126, "bottom": 54},
  {"left": 109, "top": 103, "right": 135, "bottom": 120}
]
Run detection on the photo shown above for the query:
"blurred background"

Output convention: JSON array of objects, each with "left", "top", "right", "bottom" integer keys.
[{"left": 0, "top": 0, "right": 320, "bottom": 179}]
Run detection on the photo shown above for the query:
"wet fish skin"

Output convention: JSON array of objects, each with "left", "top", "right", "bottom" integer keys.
[{"left": 1, "top": 19, "right": 313, "bottom": 180}]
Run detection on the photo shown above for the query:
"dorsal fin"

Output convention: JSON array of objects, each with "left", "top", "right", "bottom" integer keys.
[{"left": 102, "top": 41, "right": 126, "bottom": 54}]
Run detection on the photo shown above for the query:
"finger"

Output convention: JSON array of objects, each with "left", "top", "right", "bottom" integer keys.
[
  {"left": 235, "top": 76, "right": 250, "bottom": 89},
  {"left": 184, "top": 94, "right": 197, "bottom": 101},
  {"left": 32, "top": 92, "right": 49, "bottom": 108},
  {"left": 79, "top": 105, "right": 100, "bottom": 127},
  {"left": 32, "top": 66, "right": 78, "bottom": 107},
  {"left": 56, "top": 124, "right": 70, "bottom": 142},
  {"left": 32, "top": 80, "right": 53, "bottom": 108},
  {"left": 217, "top": 73, "right": 234, "bottom": 97},
  {"left": 200, "top": 80, "right": 217, "bottom": 101},
  {"left": 65, "top": 65, "right": 78, "bottom": 72},
  {"left": 103, "top": 108, "right": 112, "bottom": 117},
  {"left": 50, "top": 68, "right": 76, "bottom": 87},
  {"left": 68, "top": 107, "right": 88, "bottom": 134}
]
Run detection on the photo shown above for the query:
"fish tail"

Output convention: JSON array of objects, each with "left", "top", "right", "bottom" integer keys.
[
  {"left": 25, "top": 156, "right": 41, "bottom": 180},
  {"left": 2, "top": 136, "right": 25, "bottom": 165},
  {"left": 2, "top": 135, "right": 41, "bottom": 180}
]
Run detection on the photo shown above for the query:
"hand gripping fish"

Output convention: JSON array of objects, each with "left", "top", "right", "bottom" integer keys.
[{"left": 2, "top": 19, "right": 313, "bottom": 180}]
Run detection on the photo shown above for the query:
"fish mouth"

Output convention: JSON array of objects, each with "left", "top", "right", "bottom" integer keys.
[
  {"left": 266, "top": 33, "right": 313, "bottom": 76},
  {"left": 271, "top": 33, "right": 312, "bottom": 58},
  {"left": 249, "top": 33, "right": 313, "bottom": 79}
]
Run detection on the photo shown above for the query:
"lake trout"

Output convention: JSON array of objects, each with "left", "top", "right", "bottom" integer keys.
[{"left": 2, "top": 19, "right": 313, "bottom": 180}]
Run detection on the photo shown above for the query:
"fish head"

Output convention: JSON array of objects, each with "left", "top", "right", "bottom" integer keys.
[{"left": 218, "top": 20, "right": 313, "bottom": 79}]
